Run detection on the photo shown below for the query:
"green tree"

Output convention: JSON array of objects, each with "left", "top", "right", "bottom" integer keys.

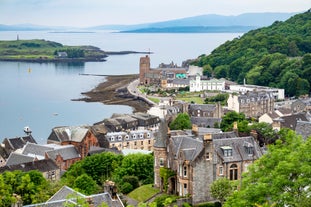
[
  {"left": 73, "top": 174, "right": 99, "bottom": 195},
  {"left": 210, "top": 178, "right": 233, "bottom": 205},
  {"left": 220, "top": 111, "right": 246, "bottom": 132},
  {"left": 169, "top": 113, "right": 191, "bottom": 130},
  {"left": 224, "top": 129, "right": 311, "bottom": 207}
]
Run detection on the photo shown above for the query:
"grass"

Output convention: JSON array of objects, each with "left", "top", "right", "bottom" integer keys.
[
  {"left": 127, "top": 184, "right": 160, "bottom": 202},
  {"left": 148, "top": 97, "right": 160, "bottom": 104}
]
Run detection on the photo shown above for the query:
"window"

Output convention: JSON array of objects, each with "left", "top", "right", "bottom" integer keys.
[
  {"left": 118, "top": 136, "right": 122, "bottom": 141},
  {"left": 148, "top": 140, "right": 151, "bottom": 144},
  {"left": 125, "top": 135, "right": 129, "bottom": 140},
  {"left": 219, "top": 166, "right": 223, "bottom": 175},
  {"left": 183, "top": 166, "right": 187, "bottom": 177},
  {"left": 221, "top": 146, "right": 233, "bottom": 157},
  {"left": 147, "top": 133, "right": 151, "bottom": 138},
  {"left": 159, "top": 158, "right": 164, "bottom": 167},
  {"left": 141, "top": 141, "right": 143, "bottom": 145},
  {"left": 110, "top": 136, "right": 115, "bottom": 141},
  {"left": 140, "top": 134, "right": 143, "bottom": 139},
  {"left": 229, "top": 164, "right": 238, "bottom": 180},
  {"left": 245, "top": 146, "right": 254, "bottom": 155},
  {"left": 132, "top": 134, "right": 136, "bottom": 139},
  {"left": 183, "top": 183, "right": 188, "bottom": 195},
  {"left": 205, "top": 152, "right": 210, "bottom": 160},
  {"left": 134, "top": 141, "right": 137, "bottom": 146}
]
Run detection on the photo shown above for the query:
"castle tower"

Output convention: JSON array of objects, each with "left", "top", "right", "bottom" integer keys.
[
  {"left": 153, "top": 119, "right": 168, "bottom": 189},
  {"left": 139, "top": 55, "right": 150, "bottom": 85}
]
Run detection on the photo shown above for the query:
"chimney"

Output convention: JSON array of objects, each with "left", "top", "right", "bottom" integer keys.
[
  {"left": 233, "top": 121, "right": 238, "bottom": 134},
  {"left": 192, "top": 124, "right": 198, "bottom": 136}
]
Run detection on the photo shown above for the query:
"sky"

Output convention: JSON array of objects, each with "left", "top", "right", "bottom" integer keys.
[{"left": 1, "top": 0, "right": 310, "bottom": 27}]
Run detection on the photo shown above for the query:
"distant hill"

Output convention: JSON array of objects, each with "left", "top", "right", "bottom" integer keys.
[
  {"left": 104, "top": 12, "right": 297, "bottom": 32},
  {"left": 0, "top": 12, "right": 296, "bottom": 32},
  {"left": 193, "top": 9, "right": 311, "bottom": 97}
]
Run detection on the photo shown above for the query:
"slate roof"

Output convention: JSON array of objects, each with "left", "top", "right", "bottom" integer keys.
[
  {"left": 154, "top": 119, "right": 168, "bottom": 148},
  {"left": 49, "top": 126, "right": 89, "bottom": 142},
  {"left": 25, "top": 186, "right": 120, "bottom": 207},
  {"left": 278, "top": 113, "right": 308, "bottom": 130},
  {"left": 5, "top": 152, "right": 35, "bottom": 166},
  {"left": 2, "top": 135, "right": 37, "bottom": 151},
  {"left": 189, "top": 104, "right": 216, "bottom": 112},
  {"left": 171, "top": 136, "right": 204, "bottom": 162},
  {"left": 46, "top": 145, "right": 80, "bottom": 160},
  {"left": 0, "top": 159, "right": 59, "bottom": 174},
  {"left": 22, "top": 142, "right": 54, "bottom": 157},
  {"left": 190, "top": 117, "right": 222, "bottom": 128},
  {"left": 295, "top": 120, "right": 311, "bottom": 140},
  {"left": 213, "top": 136, "right": 263, "bottom": 163}
]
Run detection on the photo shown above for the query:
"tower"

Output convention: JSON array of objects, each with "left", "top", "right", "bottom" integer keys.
[
  {"left": 153, "top": 119, "right": 168, "bottom": 189},
  {"left": 139, "top": 55, "right": 150, "bottom": 85}
]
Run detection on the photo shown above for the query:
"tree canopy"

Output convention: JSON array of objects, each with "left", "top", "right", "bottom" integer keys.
[
  {"left": 169, "top": 113, "right": 192, "bottom": 130},
  {"left": 224, "top": 129, "right": 311, "bottom": 207},
  {"left": 193, "top": 10, "right": 311, "bottom": 97}
]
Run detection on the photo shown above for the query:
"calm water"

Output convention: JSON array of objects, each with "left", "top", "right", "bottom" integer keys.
[{"left": 0, "top": 31, "right": 241, "bottom": 143}]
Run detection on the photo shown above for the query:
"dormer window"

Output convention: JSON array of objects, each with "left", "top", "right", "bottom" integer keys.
[
  {"left": 221, "top": 146, "right": 233, "bottom": 157},
  {"left": 244, "top": 142, "right": 254, "bottom": 155},
  {"left": 110, "top": 136, "right": 115, "bottom": 141},
  {"left": 118, "top": 136, "right": 122, "bottom": 141}
]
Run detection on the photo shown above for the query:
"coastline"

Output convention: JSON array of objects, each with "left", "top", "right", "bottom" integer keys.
[{"left": 73, "top": 74, "right": 152, "bottom": 113}]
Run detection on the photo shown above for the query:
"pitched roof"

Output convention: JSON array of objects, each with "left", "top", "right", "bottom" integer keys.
[
  {"left": 22, "top": 142, "right": 54, "bottom": 157},
  {"left": 3, "top": 135, "right": 37, "bottom": 151},
  {"left": 279, "top": 113, "right": 308, "bottom": 130},
  {"left": 171, "top": 136, "right": 204, "bottom": 162},
  {"left": 213, "top": 136, "right": 263, "bottom": 163},
  {"left": 46, "top": 145, "right": 80, "bottom": 160},
  {"left": 25, "top": 185, "right": 120, "bottom": 207},
  {"left": 49, "top": 126, "right": 89, "bottom": 142},
  {"left": 190, "top": 117, "right": 222, "bottom": 128},
  {"left": 5, "top": 152, "right": 35, "bottom": 166},
  {"left": 295, "top": 120, "right": 311, "bottom": 140},
  {"left": 154, "top": 119, "right": 168, "bottom": 148},
  {"left": 189, "top": 104, "right": 216, "bottom": 112},
  {"left": 0, "top": 159, "right": 59, "bottom": 174}
]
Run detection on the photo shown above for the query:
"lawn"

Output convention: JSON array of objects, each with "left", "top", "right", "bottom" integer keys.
[
  {"left": 127, "top": 184, "right": 160, "bottom": 202},
  {"left": 176, "top": 96, "right": 204, "bottom": 104}
]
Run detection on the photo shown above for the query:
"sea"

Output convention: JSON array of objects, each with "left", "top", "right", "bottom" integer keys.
[{"left": 0, "top": 31, "right": 241, "bottom": 144}]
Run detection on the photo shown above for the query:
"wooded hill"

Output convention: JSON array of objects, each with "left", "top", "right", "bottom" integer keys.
[
  {"left": 193, "top": 9, "right": 311, "bottom": 97},
  {"left": 0, "top": 39, "right": 107, "bottom": 61}
]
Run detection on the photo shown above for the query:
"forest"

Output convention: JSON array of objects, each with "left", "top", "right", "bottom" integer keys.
[{"left": 193, "top": 10, "right": 311, "bottom": 97}]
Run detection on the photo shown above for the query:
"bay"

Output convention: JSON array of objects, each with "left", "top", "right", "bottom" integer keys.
[{"left": 0, "top": 31, "right": 241, "bottom": 143}]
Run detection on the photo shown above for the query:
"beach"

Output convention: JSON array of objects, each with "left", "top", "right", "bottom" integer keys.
[{"left": 74, "top": 74, "right": 152, "bottom": 113}]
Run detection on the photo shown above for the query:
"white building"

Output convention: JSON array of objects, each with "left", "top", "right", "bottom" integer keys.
[
  {"left": 189, "top": 75, "right": 226, "bottom": 92},
  {"left": 229, "top": 84, "right": 284, "bottom": 100}
]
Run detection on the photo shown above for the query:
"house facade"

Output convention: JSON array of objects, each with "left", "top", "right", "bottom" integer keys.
[
  {"left": 154, "top": 122, "right": 263, "bottom": 204},
  {"left": 47, "top": 126, "right": 98, "bottom": 158},
  {"left": 227, "top": 91, "right": 275, "bottom": 118},
  {"left": 189, "top": 75, "right": 226, "bottom": 92}
]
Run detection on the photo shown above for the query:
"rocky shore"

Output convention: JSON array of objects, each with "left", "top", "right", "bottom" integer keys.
[{"left": 73, "top": 74, "right": 152, "bottom": 113}]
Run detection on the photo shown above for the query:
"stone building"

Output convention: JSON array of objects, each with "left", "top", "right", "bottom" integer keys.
[
  {"left": 227, "top": 91, "right": 275, "bottom": 118},
  {"left": 47, "top": 126, "right": 98, "bottom": 159},
  {"left": 139, "top": 55, "right": 187, "bottom": 85},
  {"left": 154, "top": 122, "right": 263, "bottom": 204}
]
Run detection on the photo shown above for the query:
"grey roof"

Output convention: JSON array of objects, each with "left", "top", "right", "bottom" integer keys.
[
  {"left": 154, "top": 119, "right": 168, "bottom": 148},
  {"left": 210, "top": 131, "right": 238, "bottom": 139},
  {"left": 190, "top": 117, "right": 222, "bottom": 128},
  {"left": 172, "top": 79, "right": 189, "bottom": 85},
  {"left": 22, "top": 142, "right": 54, "bottom": 157},
  {"left": 279, "top": 113, "right": 308, "bottom": 130},
  {"left": 6, "top": 152, "right": 35, "bottom": 166},
  {"left": 4, "top": 135, "right": 37, "bottom": 150},
  {"left": 49, "top": 126, "right": 89, "bottom": 142},
  {"left": 0, "top": 159, "right": 59, "bottom": 174},
  {"left": 46, "top": 145, "right": 80, "bottom": 160},
  {"left": 189, "top": 104, "right": 216, "bottom": 112},
  {"left": 295, "top": 120, "right": 311, "bottom": 140},
  {"left": 238, "top": 91, "right": 274, "bottom": 102},
  {"left": 171, "top": 136, "right": 204, "bottom": 162},
  {"left": 213, "top": 136, "right": 262, "bottom": 163},
  {"left": 25, "top": 186, "right": 119, "bottom": 207}
]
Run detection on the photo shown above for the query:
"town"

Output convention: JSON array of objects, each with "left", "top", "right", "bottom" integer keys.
[{"left": 1, "top": 52, "right": 311, "bottom": 206}]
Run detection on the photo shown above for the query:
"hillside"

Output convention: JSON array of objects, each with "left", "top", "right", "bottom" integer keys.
[
  {"left": 0, "top": 39, "right": 107, "bottom": 62},
  {"left": 193, "top": 9, "right": 311, "bottom": 97}
]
